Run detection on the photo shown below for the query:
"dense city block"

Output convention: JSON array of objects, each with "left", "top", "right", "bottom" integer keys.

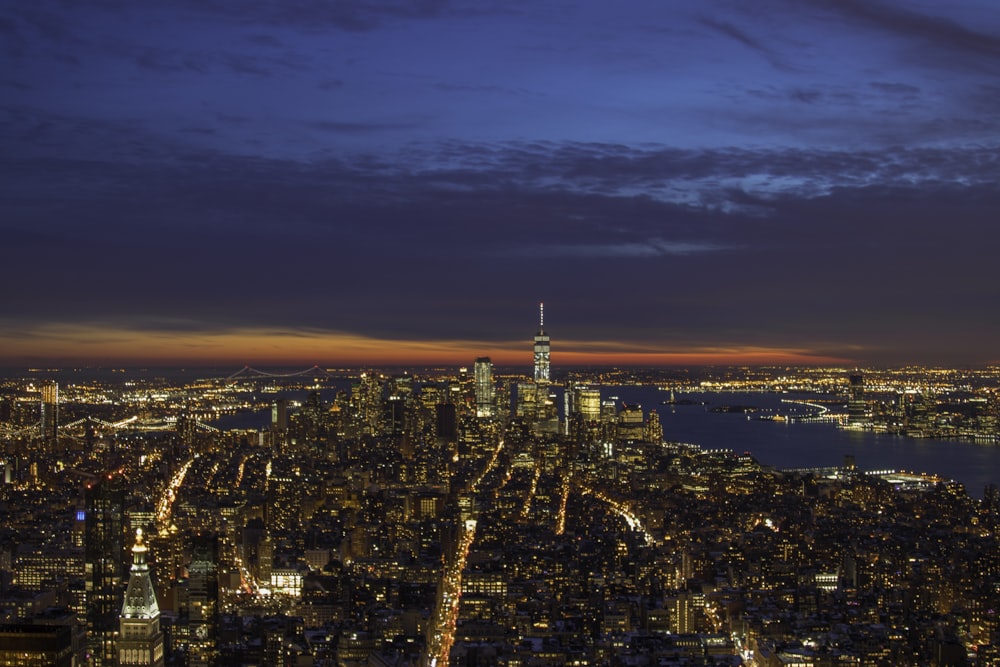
[{"left": 2, "top": 361, "right": 1000, "bottom": 666}]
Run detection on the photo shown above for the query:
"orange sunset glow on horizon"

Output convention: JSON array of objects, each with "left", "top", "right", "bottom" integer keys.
[{"left": 0, "top": 323, "right": 853, "bottom": 368}]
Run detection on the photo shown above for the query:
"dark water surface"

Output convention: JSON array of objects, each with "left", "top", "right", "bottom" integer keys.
[
  {"left": 211, "top": 383, "right": 1000, "bottom": 498},
  {"left": 612, "top": 387, "right": 1000, "bottom": 498}
]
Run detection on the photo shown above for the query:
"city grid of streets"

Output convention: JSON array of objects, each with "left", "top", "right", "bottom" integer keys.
[{"left": 2, "top": 364, "right": 1000, "bottom": 665}]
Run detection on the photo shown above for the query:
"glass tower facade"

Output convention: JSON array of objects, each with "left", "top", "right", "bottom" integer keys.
[
  {"left": 533, "top": 303, "right": 550, "bottom": 383},
  {"left": 474, "top": 357, "right": 495, "bottom": 418}
]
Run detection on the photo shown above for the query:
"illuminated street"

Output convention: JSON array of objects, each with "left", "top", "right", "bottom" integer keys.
[{"left": 156, "top": 455, "right": 196, "bottom": 533}]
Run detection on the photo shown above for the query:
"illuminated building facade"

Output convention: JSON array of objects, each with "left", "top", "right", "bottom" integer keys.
[
  {"left": 40, "top": 381, "right": 58, "bottom": 446},
  {"left": 118, "top": 529, "right": 164, "bottom": 667},
  {"left": 516, "top": 303, "right": 559, "bottom": 432},
  {"left": 474, "top": 357, "right": 495, "bottom": 418},
  {"left": 0, "top": 624, "right": 73, "bottom": 667},
  {"left": 617, "top": 403, "right": 644, "bottom": 442},
  {"left": 573, "top": 387, "right": 601, "bottom": 422},
  {"left": 187, "top": 537, "right": 218, "bottom": 667},
  {"left": 533, "top": 303, "right": 550, "bottom": 383},
  {"left": 848, "top": 371, "right": 867, "bottom": 426},
  {"left": 85, "top": 479, "right": 126, "bottom": 667}
]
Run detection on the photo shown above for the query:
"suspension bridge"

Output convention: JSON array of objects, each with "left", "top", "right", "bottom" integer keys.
[{"left": 224, "top": 365, "right": 334, "bottom": 381}]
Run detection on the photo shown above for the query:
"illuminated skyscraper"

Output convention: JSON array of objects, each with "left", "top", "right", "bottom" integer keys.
[
  {"left": 0, "top": 624, "right": 74, "bottom": 666},
  {"left": 40, "top": 381, "right": 58, "bottom": 445},
  {"left": 848, "top": 372, "right": 867, "bottom": 426},
  {"left": 574, "top": 387, "right": 601, "bottom": 422},
  {"left": 85, "top": 479, "right": 126, "bottom": 667},
  {"left": 533, "top": 303, "right": 550, "bottom": 383},
  {"left": 567, "top": 384, "right": 603, "bottom": 445},
  {"left": 617, "top": 403, "right": 644, "bottom": 442},
  {"left": 644, "top": 409, "right": 663, "bottom": 444},
  {"left": 187, "top": 536, "right": 219, "bottom": 667},
  {"left": 118, "top": 529, "right": 164, "bottom": 667},
  {"left": 474, "top": 357, "right": 495, "bottom": 418}
]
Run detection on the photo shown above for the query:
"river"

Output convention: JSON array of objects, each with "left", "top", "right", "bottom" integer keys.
[
  {"left": 608, "top": 387, "right": 1000, "bottom": 498},
  {"left": 212, "top": 383, "right": 1000, "bottom": 498}
]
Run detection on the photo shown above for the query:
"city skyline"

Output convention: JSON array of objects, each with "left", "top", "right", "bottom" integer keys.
[{"left": 3, "top": 1, "right": 1000, "bottom": 367}]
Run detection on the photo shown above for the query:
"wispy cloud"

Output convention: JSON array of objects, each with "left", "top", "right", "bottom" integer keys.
[
  {"left": 699, "top": 16, "right": 799, "bottom": 72},
  {"left": 509, "top": 239, "right": 731, "bottom": 259},
  {"left": 799, "top": 0, "right": 1000, "bottom": 66}
]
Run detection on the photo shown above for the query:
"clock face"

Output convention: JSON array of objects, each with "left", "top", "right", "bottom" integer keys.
[{"left": 195, "top": 625, "right": 208, "bottom": 639}]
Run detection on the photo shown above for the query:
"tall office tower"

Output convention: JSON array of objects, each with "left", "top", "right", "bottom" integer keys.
[
  {"left": 515, "top": 382, "right": 538, "bottom": 419},
  {"left": 568, "top": 384, "right": 603, "bottom": 444},
  {"left": 385, "top": 394, "right": 407, "bottom": 436},
  {"left": 474, "top": 357, "right": 495, "bottom": 418},
  {"left": 617, "top": 404, "right": 645, "bottom": 442},
  {"left": 533, "top": 303, "right": 550, "bottom": 383},
  {"left": 644, "top": 409, "right": 663, "bottom": 444},
  {"left": 351, "top": 373, "right": 383, "bottom": 436},
  {"left": 188, "top": 536, "right": 219, "bottom": 667},
  {"left": 40, "top": 381, "right": 58, "bottom": 445},
  {"left": 118, "top": 529, "right": 164, "bottom": 667},
  {"left": 848, "top": 372, "right": 866, "bottom": 426},
  {"left": 85, "top": 479, "right": 126, "bottom": 667},
  {"left": 574, "top": 387, "right": 602, "bottom": 422},
  {"left": 270, "top": 397, "right": 289, "bottom": 450}
]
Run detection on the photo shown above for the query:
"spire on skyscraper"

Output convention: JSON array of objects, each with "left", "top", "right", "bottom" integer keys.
[
  {"left": 119, "top": 528, "right": 165, "bottom": 666},
  {"left": 533, "top": 303, "right": 551, "bottom": 383},
  {"left": 122, "top": 528, "right": 159, "bottom": 619}
]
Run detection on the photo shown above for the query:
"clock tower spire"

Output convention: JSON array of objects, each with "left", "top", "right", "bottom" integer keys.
[{"left": 118, "top": 529, "right": 164, "bottom": 666}]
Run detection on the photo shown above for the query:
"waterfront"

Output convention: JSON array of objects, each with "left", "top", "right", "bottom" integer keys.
[
  {"left": 6, "top": 368, "right": 1000, "bottom": 664},
  {"left": 631, "top": 388, "right": 1000, "bottom": 498},
  {"left": 214, "top": 383, "right": 1000, "bottom": 498}
]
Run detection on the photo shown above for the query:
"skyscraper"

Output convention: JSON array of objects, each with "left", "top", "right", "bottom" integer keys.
[
  {"left": 474, "top": 357, "right": 495, "bottom": 418},
  {"left": 533, "top": 303, "right": 550, "bottom": 383},
  {"left": 187, "top": 536, "right": 219, "bottom": 667},
  {"left": 848, "top": 372, "right": 866, "bottom": 426},
  {"left": 117, "top": 529, "right": 164, "bottom": 667},
  {"left": 573, "top": 387, "right": 601, "bottom": 422},
  {"left": 40, "top": 381, "right": 58, "bottom": 446},
  {"left": 85, "top": 478, "right": 126, "bottom": 667}
]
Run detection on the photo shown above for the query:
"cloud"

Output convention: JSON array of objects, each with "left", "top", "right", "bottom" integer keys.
[
  {"left": 149, "top": 0, "right": 486, "bottom": 33},
  {"left": 869, "top": 81, "right": 921, "bottom": 96},
  {"left": 698, "top": 16, "right": 799, "bottom": 73},
  {"left": 801, "top": 0, "right": 1000, "bottom": 66},
  {"left": 0, "top": 320, "right": 854, "bottom": 367},
  {"left": 309, "top": 119, "right": 423, "bottom": 133},
  {"left": 510, "top": 239, "right": 731, "bottom": 259},
  {"left": 3, "top": 126, "right": 1000, "bottom": 364}
]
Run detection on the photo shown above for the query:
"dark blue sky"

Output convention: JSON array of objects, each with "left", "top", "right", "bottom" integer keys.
[{"left": 3, "top": 0, "right": 1000, "bottom": 366}]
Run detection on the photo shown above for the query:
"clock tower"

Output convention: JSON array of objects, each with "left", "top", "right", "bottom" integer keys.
[{"left": 118, "top": 529, "right": 164, "bottom": 667}]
